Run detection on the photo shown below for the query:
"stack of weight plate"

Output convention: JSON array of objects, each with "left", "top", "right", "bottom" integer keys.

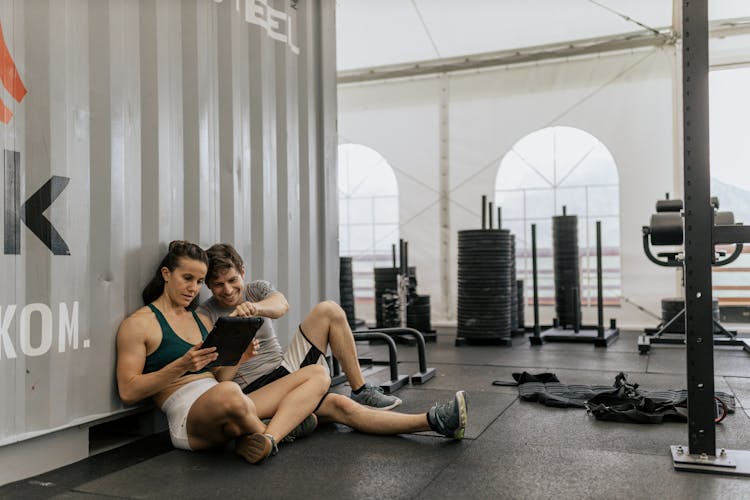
[
  {"left": 510, "top": 234, "right": 519, "bottom": 332},
  {"left": 380, "top": 291, "right": 401, "bottom": 328},
  {"left": 457, "top": 229, "right": 513, "bottom": 342},
  {"left": 552, "top": 215, "right": 581, "bottom": 329},
  {"left": 339, "top": 257, "right": 356, "bottom": 327},
  {"left": 407, "top": 295, "right": 432, "bottom": 333},
  {"left": 661, "top": 297, "right": 721, "bottom": 333},
  {"left": 517, "top": 279, "right": 525, "bottom": 329},
  {"left": 373, "top": 266, "right": 416, "bottom": 328}
]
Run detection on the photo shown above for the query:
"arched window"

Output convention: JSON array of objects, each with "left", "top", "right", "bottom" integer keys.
[
  {"left": 495, "top": 126, "right": 621, "bottom": 306},
  {"left": 710, "top": 67, "right": 750, "bottom": 309},
  {"left": 338, "top": 144, "right": 400, "bottom": 313}
]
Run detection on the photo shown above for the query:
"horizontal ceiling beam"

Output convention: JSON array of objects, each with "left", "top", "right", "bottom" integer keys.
[{"left": 338, "top": 16, "right": 750, "bottom": 84}]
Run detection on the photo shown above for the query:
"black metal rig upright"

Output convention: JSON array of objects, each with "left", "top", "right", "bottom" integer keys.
[{"left": 671, "top": 0, "right": 750, "bottom": 475}]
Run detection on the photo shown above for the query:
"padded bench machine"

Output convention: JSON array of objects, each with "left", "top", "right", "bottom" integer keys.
[{"left": 638, "top": 195, "right": 748, "bottom": 354}]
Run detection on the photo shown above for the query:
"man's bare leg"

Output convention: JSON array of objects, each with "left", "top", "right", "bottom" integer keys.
[
  {"left": 248, "top": 364, "right": 330, "bottom": 441},
  {"left": 314, "top": 392, "right": 467, "bottom": 439},
  {"left": 314, "top": 393, "right": 429, "bottom": 434},
  {"left": 300, "top": 300, "right": 366, "bottom": 390},
  {"left": 300, "top": 301, "right": 402, "bottom": 410}
]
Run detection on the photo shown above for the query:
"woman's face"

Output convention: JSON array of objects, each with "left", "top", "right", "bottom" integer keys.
[{"left": 161, "top": 258, "right": 207, "bottom": 307}]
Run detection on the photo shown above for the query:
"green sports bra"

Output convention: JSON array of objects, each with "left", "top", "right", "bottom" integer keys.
[{"left": 143, "top": 304, "right": 210, "bottom": 374}]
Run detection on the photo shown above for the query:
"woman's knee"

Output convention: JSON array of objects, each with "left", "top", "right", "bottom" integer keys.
[
  {"left": 299, "top": 364, "right": 331, "bottom": 393},
  {"left": 215, "top": 381, "right": 255, "bottom": 419}
]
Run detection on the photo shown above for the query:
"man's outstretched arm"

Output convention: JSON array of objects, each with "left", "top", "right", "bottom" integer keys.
[{"left": 232, "top": 291, "right": 289, "bottom": 319}]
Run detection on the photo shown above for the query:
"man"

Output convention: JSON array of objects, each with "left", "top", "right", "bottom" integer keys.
[
  {"left": 198, "top": 243, "right": 468, "bottom": 440},
  {"left": 197, "top": 243, "right": 400, "bottom": 410}
]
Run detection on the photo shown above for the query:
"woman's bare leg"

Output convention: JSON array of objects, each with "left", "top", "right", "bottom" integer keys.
[
  {"left": 185, "top": 381, "right": 265, "bottom": 449},
  {"left": 247, "top": 364, "right": 330, "bottom": 442}
]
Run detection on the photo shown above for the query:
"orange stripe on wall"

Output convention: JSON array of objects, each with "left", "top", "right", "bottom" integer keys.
[
  {"left": 0, "top": 97, "right": 13, "bottom": 123},
  {"left": 0, "top": 22, "right": 27, "bottom": 103}
]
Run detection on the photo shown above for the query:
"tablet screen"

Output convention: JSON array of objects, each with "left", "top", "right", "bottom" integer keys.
[{"left": 201, "top": 316, "right": 264, "bottom": 368}]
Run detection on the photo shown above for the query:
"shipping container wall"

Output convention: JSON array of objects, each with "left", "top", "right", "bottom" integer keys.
[{"left": 0, "top": 0, "right": 338, "bottom": 446}]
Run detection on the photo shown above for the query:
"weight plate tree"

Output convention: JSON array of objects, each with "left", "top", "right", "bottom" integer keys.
[
  {"left": 552, "top": 211, "right": 581, "bottom": 330},
  {"left": 530, "top": 219, "right": 619, "bottom": 346},
  {"left": 373, "top": 266, "right": 416, "bottom": 328},
  {"left": 456, "top": 228, "right": 513, "bottom": 345},
  {"left": 339, "top": 257, "right": 356, "bottom": 327}
]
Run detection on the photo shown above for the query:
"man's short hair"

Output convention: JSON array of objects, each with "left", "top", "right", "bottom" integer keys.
[{"left": 205, "top": 243, "right": 245, "bottom": 286}]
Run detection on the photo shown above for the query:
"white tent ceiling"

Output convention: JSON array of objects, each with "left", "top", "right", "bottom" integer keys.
[{"left": 336, "top": 0, "right": 750, "bottom": 72}]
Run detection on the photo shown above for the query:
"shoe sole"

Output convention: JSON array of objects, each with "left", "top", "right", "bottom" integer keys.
[
  {"left": 452, "top": 391, "right": 468, "bottom": 440},
  {"left": 359, "top": 398, "right": 402, "bottom": 411},
  {"left": 235, "top": 433, "right": 271, "bottom": 464}
]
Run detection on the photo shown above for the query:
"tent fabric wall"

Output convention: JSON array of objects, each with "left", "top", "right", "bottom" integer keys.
[
  {"left": 0, "top": 0, "right": 338, "bottom": 447},
  {"left": 338, "top": 46, "right": 677, "bottom": 327}
]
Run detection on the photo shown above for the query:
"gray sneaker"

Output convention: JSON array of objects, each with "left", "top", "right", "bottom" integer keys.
[
  {"left": 262, "top": 414, "right": 318, "bottom": 444},
  {"left": 350, "top": 383, "right": 402, "bottom": 410},
  {"left": 282, "top": 414, "right": 317, "bottom": 443},
  {"left": 428, "top": 390, "right": 468, "bottom": 439}
]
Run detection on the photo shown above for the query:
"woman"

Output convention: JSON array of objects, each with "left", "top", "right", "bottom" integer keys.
[{"left": 116, "top": 240, "right": 330, "bottom": 464}]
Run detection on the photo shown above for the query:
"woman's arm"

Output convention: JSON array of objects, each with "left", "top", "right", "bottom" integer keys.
[{"left": 116, "top": 314, "right": 218, "bottom": 405}]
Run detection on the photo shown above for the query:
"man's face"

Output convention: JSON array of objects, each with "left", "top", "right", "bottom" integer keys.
[{"left": 208, "top": 266, "right": 245, "bottom": 308}]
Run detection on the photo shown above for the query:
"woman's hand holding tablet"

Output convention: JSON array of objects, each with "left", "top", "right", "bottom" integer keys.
[{"left": 201, "top": 316, "right": 264, "bottom": 368}]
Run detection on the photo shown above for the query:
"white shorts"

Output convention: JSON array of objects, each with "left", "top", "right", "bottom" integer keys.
[
  {"left": 280, "top": 326, "right": 328, "bottom": 373},
  {"left": 160, "top": 378, "right": 218, "bottom": 450}
]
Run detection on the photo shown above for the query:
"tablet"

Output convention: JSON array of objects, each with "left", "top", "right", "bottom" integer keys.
[{"left": 201, "top": 316, "right": 264, "bottom": 368}]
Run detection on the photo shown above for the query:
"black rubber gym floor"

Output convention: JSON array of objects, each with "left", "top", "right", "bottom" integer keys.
[{"left": 3, "top": 328, "right": 750, "bottom": 499}]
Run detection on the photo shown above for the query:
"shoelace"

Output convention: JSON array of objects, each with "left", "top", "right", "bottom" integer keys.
[{"left": 265, "top": 434, "right": 279, "bottom": 456}]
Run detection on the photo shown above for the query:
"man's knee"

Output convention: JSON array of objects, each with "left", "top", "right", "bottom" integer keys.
[
  {"left": 312, "top": 300, "right": 346, "bottom": 319},
  {"left": 317, "top": 393, "right": 359, "bottom": 420},
  {"left": 311, "top": 300, "right": 346, "bottom": 322}
]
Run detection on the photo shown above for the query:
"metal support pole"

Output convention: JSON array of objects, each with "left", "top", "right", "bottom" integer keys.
[
  {"left": 530, "top": 223, "right": 542, "bottom": 345},
  {"left": 439, "top": 76, "right": 452, "bottom": 321},
  {"left": 597, "top": 220, "right": 604, "bottom": 337},
  {"left": 481, "top": 195, "right": 487, "bottom": 229},
  {"left": 681, "top": 0, "right": 715, "bottom": 457}
]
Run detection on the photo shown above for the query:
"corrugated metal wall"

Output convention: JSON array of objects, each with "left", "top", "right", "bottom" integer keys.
[{"left": 0, "top": 0, "right": 338, "bottom": 446}]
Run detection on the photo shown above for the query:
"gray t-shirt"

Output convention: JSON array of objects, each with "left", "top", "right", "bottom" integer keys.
[{"left": 197, "top": 280, "right": 284, "bottom": 388}]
